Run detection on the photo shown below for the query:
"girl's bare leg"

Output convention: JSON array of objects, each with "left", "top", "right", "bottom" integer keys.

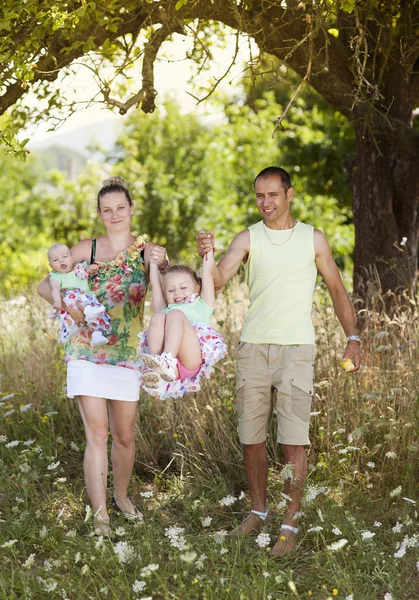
[
  {"left": 109, "top": 399, "right": 138, "bottom": 514},
  {"left": 147, "top": 312, "right": 166, "bottom": 354},
  {"left": 77, "top": 396, "right": 109, "bottom": 525},
  {"left": 163, "top": 310, "right": 202, "bottom": 370}
]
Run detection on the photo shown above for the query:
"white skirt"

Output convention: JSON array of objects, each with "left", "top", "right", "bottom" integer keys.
[{"left": 67, "top": 360, "right": 140, "bottom": 402}]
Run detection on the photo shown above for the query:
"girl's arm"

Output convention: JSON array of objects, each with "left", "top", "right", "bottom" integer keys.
[
  {"left": 200, "top": 249, "right": 215, "bottom": 307},
  {"left": 149, "top": 262, "right": 167, "bottom": 313}
]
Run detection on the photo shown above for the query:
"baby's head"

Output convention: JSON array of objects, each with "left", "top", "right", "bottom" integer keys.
[
  {"left": 48, "top": 244, "right": 74, "bottom": 274},
  {"left": 162, "top": 265, "right": 201, "bottom": 304}
]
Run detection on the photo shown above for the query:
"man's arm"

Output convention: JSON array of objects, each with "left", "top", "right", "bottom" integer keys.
[
  {"left": 314, "top": 229, "right": 361, "bottom": 371},
  {"left": 197, "top": 230, "right": 250, "bottom": 292}
]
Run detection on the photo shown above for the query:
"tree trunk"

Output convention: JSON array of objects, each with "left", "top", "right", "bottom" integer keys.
[{"left": 352, "top": 123, "right": 419, "bottom": 311}]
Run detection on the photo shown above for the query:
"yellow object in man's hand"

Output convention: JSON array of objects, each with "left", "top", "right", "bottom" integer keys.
[{"left": 341, "top": 358, "right": 355, "bottom": 372}]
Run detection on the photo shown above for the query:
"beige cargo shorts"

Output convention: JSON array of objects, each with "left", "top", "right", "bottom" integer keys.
[{"left": 235, "top": 343, "right": 315, "bottom": 446}]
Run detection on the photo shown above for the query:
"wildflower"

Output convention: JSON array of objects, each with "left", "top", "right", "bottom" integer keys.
[
  {"left": 113, "top": 541, "right": 137, "bottom": 564},
  {"left": 366, "top": 462, "right": 375, "bottom": 469},
  {"left": 44, "top": 411, "right": 58, "bottom": 416},
  {"left": 332, "top": 527, "right": 342, "bottom": 535},
  {"left": 333, "top": 590, "right": 338, "bottom": 596},
  {"left": 400, "top": 237, "right": 407, "bottom": 246},
  {"left": 196, "top": 554, "right": 207, "bottom": 570},
  {"left": 385, "top": 452, "right": 396, "bottom": 459},
  {"left": 304, "top": 484, "right": 330, "bottom": 503},
  {"left": 374, "top": 522, "right": 382, "bottom": 528},
  {"left": 202, "top": 516, "right": 212, "bottom": 527},
  {"left": 70, "top": 442, "right": 80, "bottom": 452},
  {"left": 115, "top": 526, "right": 126, "bottom": 536},
  {"left": 239, "top": 491, "right": 245, "bottom": 500},
  {"left": 263, "top": 571, "right": 270, "bottom": 578},
  {"left": 19, "top": 463, "right": 30, "bottom": 473},
  {"left": 165, "top": 526, "right": 187, "bottom": 549},
  {"left": 280, "top": 463, "right": 295, "bottom": 482},
  {"left": 4, "top": 410, "right": 15, "bottom": 417},
  {"left": 384, "top": 594, "right": 393, "bottom": 600},
  {"left": 133, "top": 581, "right": 147, "bottom": 593},
  {"left": 375, "top": 331, "right": 389, "bottom": 340},
  {"left": 327, "top": 538, "right": 348, "bottom": 551},
  {"left": 140, "top": 563, "right": 159, "bottom": 577},
  {"left": 255, "top": 533, "right": 271, "bottom": 548},
  {"left": 0, "top": 435, "right": 7, "bottom": 443},
  {"left": 317, "top": 508, "right": 324, "bottom": 522},
  {"left": 346, "top": 595, "right": 353, "bottom": 600},
  {"left": 36, "top": 577, "right": 57, "bottom": 592},
  {"left": 180, "top": 551, "right": 197, "bottom": 563},
  {"left": 39, "top": 526, "right": 47, "bottom": 539},
  {"left": 54, "top": 477, "right": 67, "bottom": 484},
  {"left": 307, "top": 526, "right": 323, "bottom": 533},
  {"left": 390, "top": 486, "right": 402, "bottom": 498},
  {"left": 220, "top": 547, "right": 228, "bottom": 555},
  {"left": 65, "top": 529, "right": 76, "bottom": 538},
  {"left": 2, "top": 393, "right": 15, "bottom": 401},
  {"left": 84, "top": 505, "right": 92, "bottom": 522},
  {"left": 338, "top": 446, "right": 360, "bottom": 455},
  {"left": 213, "top": 530, "right": 228, "bottom": 544},
  {"left": 81, "top": 564, "right": 89, "bottom": 575},
  {"left": 1, "top": 539, "right": 18, "bottom": 548},
  {"left": 333, "top": 428, "right": 346, "bottom": 435},
  {"left": 219, "top": 495, "right": 237, "bottom": 507},
  {"left": 23, "top": 439, "right": 34, "bottom": 446},
  {"left": 5, "top": 440, "right": 20, "bottom": 448},
  {"left": 140, "top": 491, "right": 154, "bottom": 498},
  {"left": 23, "top": 553, "right": 36, "bottom": 568},
  {"left": 361, "top": 531, "right": 375, "bottom": 540},
  {"left": 275, "top": 575, "right": 283, "bottom": 584},
  {"left": 277, "top": 500, "right": 287, "bottom": 509},
  {"left": 393, "top": 533, "right": 419, "bottom": 558},
  {"left": 75, "top": 552, "right": 81, "bottom": 564},
  {"left": 392, "top": 522, "right": 403, "bottom": 533},
  {"left": 47, "top": 461, "right": 60, "bottom": 470}
]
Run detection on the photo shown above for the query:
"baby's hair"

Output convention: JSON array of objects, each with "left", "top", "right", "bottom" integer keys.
[
  {"left": 47, "top": 243, "right": 71, "bottom": 261},
  {"left": 162, "top": 265, "right": 202, "bottom": 288},
  {"left": 97, "top": 176, "right": 132, "bottom": 209}
]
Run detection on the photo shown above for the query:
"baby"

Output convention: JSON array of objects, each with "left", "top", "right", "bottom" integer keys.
[{"left": 48, "top": 243, "right": 111, "bottom": 346}]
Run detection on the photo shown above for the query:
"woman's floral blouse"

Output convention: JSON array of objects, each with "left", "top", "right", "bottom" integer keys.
[{"left": 65, "top": 236, "right": 148, "bottom": 369}]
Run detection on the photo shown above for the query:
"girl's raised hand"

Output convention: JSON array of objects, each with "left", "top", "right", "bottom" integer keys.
[{"left": 196, "top": 232, "right": 215, "bottom": 257}]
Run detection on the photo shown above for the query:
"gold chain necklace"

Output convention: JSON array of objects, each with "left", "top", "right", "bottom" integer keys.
[{"left": 263, "top": 220, "right": 297, "bottom": 246}]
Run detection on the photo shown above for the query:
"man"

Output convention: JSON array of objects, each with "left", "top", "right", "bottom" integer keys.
[{"left": 197, "top": 166, "right": 361, "bottom": 557}]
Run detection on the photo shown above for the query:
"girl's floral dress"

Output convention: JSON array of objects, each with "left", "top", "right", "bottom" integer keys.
[{"left": 64, "top": 236, "right": 148, "bottom": 369}]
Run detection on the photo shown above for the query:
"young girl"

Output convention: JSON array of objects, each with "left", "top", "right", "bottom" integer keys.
[
  {"left": 48, "top": 243, "right": 111, "bottom": 346},
  {"left": 137, "top": 250, "right": 227, "bottom": 399}
]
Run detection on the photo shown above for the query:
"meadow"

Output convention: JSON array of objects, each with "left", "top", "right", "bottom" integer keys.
[{"left": 0, "top": 283, "right": 418, "bottom": 600}]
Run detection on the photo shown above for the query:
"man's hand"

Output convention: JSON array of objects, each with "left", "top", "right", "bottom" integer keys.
[
  {"left": 150, "top": 245, "right": 168, "bottom": 270},
  {"left": 196, "top": 231, "right": 215, "bottom": 257},
  {"left": 341, "top": 341, "right": 361, "bottom": 372}
]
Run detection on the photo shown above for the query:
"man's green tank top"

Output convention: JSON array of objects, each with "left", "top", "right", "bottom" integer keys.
[{"left": 242, "top": 220, "right": 317, "bottom": 345}]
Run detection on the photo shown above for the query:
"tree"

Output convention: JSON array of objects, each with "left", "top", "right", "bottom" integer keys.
[{"left": 1, "top": 1, "right": 419, "bottom": 307}]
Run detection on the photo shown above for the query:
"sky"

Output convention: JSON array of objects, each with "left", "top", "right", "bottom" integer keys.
[{"left": 28, "top": 31, "right": 254, "bottom": 144}]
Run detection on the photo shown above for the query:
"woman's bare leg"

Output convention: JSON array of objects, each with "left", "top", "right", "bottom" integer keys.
[
  {"left": 147, "top": 312, "right": 166, "bottom": 354},
  {"left": 109, "top": 399, "right": 138, "bottom": 514},
  {"left": 77, "top": 396, "right": 109, "bottom": 525},
  {"left": 163, "top": 310, "right": 202, "bottom": 370}
]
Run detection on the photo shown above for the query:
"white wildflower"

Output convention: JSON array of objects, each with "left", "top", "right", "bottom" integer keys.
[
  {"left": 220, "top": 547, "right": 228, "bottom": 555},
  {"left": 201, "top": 516, "right": 212, "bottom": 528},
  {"left": 180, "top": 551, "right": 197, "bottom": 563},
  {"left": 367, "top": 462, "right": 375, "bottom": 469},
  {"left": 375, "top": 331, "right": 389, "bottom": 340},
  {"left": 239, "top": 491, "right": 245, "bottom": 500},
  {"left": 400, "top": 237, "right": 407, "bottom": 246},
  {"left": 36, "top": 577, "right": 57, "bottom": 592},
  {"left": 1, "top": 539, "right": 17, "bottom": 548},
  {"left": 393, "top": 533, "right": 419, "bottom": 559},
  {"left": 338, "top": 446, "right": 360, "bottom": 455},
  {"left": 65, "top": 529, "right": 76, "bottom": 538},
  {"left": 280, "top": 463, "right": 295, "bottom": 482},
  {"left": 255, "top": 532, "right": 271, "bottom": 548},
  {"left": 19, "top": 463, "right": 30, "bottom": 473},
  {"left": 305, "top": 484, "right": 330, "bottom": 503},
  {"left": 20, "top": 404, "right": 32, "bottom": 412},
  {"left": 390, "top": 485, "right": 402, "bottom": 498},
  {"left": 332, "top": 527, "right": 342, "bottom": 535},
  {"left": 84, "top": 505, "right": 92, "bottom": 522},
  {"left": 196, "top": 554, "right": 207, "bottom": 570},
  {"left": 327, "top": 538, "right": 348, "bottom": 551},
  {"left": 4, "top": 410, "right": 15, "bottom": 417},
  {"left": 374, "top": 521, "right": 382, "bottom": 528},
  {"left": 277, "top": 500, "right": 287, "bottom": 510},
  {"left": 5, "top": 440, "right": 20, "bottom": 448},
  {"left": 164, "top": 526, "right": 187, "bottom": 550},
  {"left": 346, "top": 596, "right": 353, "bottom": 600},
  {"left": 54, "top": 477, "right": 67, "bottom": 484},
  {"left": 385, "top": 451, "right": 396, "bottom": 459},
  {"left": 219, "top": 495, "right": 237, "bottom": 507},
  {"left": 74, "top": 552, "right": 81, "bottom": 564},
  {"left": 213, "top": 530, "right": 228, "bottom": 544},
  {"left": 2, "top": 393, "right": 15, "bottom": 401},
  {"left": 23, "top": 439, "right": 34, "bottom": 446},
  {"left": 0, "top": 435, "right": 7, "bottom": 443},
  {"left": 140, "top": 563, "right": 159, "bottom": 577},
  {"left": 81, "top": 564, "right": 89, "bottom": 575},
  {"left": 113, "top": 541, "right": 137, "bottom": 565},
  {"left": 361, "top": 531, "right": 375, "bottom": 540},
  {"left": 115, "top": 527, "right": 126, "bottom": 536},
  {"left": 392, "top": 522, "right": 403, "bottom": 533},
  {"left": 70, "top": 442, "right": 80, "bottom": 452},
  {"left": 23, "top": 553, "right": 36, "bottom": 568},
  {"left": 384, "top": 594, "right": 393, "bottom": 600},
  {"left": 44, "top": 411, "right": 58, "bottom": 416},
  {"left": 307, "top": 526, "right": 323, "bottom": 533},
  {"left": 333, "top": 428, "right": 346, "bottom": 435},
  {"left": 139, "top": 491, "right": 153, "bottom": 498},
  {"left": 263, "top": 571, "right": 270, "bottom": 578},
  {"left": 39, "top": 526, "right": 47, "bottom": 539},
  {"left": 133, "top": 581, "right": 147, "bottom": 593},
  {"left": 47, "top": 461, "right": 60, "bottom": 470}
]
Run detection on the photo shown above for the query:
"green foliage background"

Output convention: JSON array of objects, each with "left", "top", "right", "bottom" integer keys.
[{"left": 0, "top": 84, "right": 355, "bottom": 296}]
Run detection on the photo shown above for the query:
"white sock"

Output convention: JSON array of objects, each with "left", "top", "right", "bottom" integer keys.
[
  {"left": 281, "top": 524, "right": 299, "bottom": 534},
  {"left": 251, "top": 509, "right": 269, "bottom": 521}
]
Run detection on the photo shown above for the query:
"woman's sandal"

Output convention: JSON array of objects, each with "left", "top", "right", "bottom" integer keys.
[{"left": 112, "top": 497, "right": 144, "bottom": 522}]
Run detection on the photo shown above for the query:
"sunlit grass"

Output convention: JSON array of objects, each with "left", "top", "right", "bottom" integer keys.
[{"left": 0, "top": 286, "right": 418, "bottom": 599}]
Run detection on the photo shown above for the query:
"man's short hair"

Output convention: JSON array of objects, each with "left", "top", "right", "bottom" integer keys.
[{"left": 254, "top": 166, "right": 292, "bottom": 191}]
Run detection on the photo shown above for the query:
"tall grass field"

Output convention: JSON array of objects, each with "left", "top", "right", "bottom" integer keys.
[{"left": 0, "top": 283, "right": 418, "bottom": 600}]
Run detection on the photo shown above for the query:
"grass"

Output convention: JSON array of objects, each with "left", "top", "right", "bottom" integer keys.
[{"left": 0, "top": 284, "right": 418, "bottom": 600}]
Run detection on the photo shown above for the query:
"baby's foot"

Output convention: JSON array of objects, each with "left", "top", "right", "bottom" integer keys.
[
  {"left": 91, "top": 331, "right": 109, "bottom": 346},
  {"left": 141, "top": 352, "right": 178, "bottom": 382}
]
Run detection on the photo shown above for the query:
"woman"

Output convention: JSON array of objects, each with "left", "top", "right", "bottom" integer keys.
[{"left": 38, "top": 176, "right": 167, "bottom": 534}]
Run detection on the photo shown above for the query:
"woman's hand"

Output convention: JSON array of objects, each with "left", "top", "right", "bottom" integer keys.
[
  {"left": 150, "top": 245, "right": 168, "bottom": 270},
  {"left": 196, "top": 232, "right": 215, "bottom": 257},
  {"left": 65, "top": 304, "right": 86, "bottom": 326}
]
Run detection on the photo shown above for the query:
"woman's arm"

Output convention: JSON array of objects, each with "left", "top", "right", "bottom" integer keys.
[
  {"left": 200, "top": 249, "right": 215, "bottom": 307},
  {"left": 50, "top": 279, "right": 63, "bottom": 310},
  {"left": 149, "top": 262, "right": 167, "bottom": 313}
]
